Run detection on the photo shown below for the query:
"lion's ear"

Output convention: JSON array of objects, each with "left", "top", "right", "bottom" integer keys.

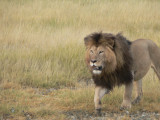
[
  {"left": 84, "top": 36, "right": 90, "bottom": 47},
  {"left": 107, "top": 36, "right": 115, "bottom": 49}
]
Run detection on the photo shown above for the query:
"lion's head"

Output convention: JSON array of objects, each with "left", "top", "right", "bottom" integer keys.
[
  {"left": 84, "top": 32, "right": 133, "bottom": 89},
  {"left": 84, "top": 32, "right": 118, "bottom": 75},
  {"left": 84, "top": 32, "right": 132, "bottom": 76}
]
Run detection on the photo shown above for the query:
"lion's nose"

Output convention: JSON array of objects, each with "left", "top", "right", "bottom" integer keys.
[{"left": 91, "top": 60, "right": 97, "bottom": 63}]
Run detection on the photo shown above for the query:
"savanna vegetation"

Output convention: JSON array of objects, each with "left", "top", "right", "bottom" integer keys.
[{"left": 0, "top": 0, "right": 160, "bottom": 119}]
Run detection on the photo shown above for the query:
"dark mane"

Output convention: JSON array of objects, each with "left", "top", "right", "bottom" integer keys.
[
  {"left": 87, "top": 32, "right": 133, "bottom": 90},
  {"left": 93, "top": 62, "right": 133, "bottom": 90},
  {"left": 84, "top": 32, "right": 116, "bottom": 47}
]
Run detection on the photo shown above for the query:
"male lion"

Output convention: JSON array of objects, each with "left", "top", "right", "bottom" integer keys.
[{"left": 84, "top": 32, "right": 160, "bottom": 114}]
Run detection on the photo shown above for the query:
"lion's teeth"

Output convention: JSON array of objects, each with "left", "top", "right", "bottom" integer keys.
[{"left": 93, "top": 70, "right": 102, "bottom": 75}]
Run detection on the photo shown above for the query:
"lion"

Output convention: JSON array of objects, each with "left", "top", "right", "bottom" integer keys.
[{"left": 84, "top": 32, "right": 160, "bottom": 114}]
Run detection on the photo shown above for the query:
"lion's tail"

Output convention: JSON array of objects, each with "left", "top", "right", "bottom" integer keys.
[{"left": 148, "top": 40, "right": 160, "bottom": 80}]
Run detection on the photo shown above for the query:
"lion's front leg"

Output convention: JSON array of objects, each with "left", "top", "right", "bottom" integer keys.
[
  {"left": 120, "top": 81, "right": 133, "bottom": 110},
  {"left": 94, "top": 86, "right": 109, "bottom": 114}
]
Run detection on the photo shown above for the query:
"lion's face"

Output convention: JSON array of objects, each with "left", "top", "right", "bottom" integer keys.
[
  {"left": 89, "top": 46, "right": 106, "bottom": 75},
  {"left": 84, "top": 32, "right": 119, "bottom": 75},
  {"left": 86, "top": 45, "right": 117, "bottom": 75}
]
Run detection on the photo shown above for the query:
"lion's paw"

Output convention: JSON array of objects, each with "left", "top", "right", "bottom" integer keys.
[
  {"left": 132, "top": 96, "right": 141, "bottom": 105},
  {"left": 120, "top": 101, "right": 131, "bottom": 111},
  {"left": 95, "top": 109, "right": 102, "bottom": 116}
]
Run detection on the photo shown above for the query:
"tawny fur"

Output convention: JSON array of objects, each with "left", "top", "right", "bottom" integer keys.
[
  {"left": 84, "top": 32, "right": 160, "bottom": 111},
  {"left": 131, "top": 39, "right": 160, "bottom": 81}
]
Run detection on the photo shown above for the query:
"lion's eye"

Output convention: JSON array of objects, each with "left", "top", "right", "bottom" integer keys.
[
  {"left": 99, "top": 51, "right": 104, "bottom": 54},
  {"left": 90, "top": 50, "right": 93, "bottom": 54}
]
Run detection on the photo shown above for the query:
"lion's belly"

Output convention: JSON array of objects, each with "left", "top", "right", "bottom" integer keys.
[{"left": 131, "top": 39, "right": 152, "bottom": 81}]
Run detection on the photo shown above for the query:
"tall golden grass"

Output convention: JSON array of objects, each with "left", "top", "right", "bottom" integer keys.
[
  {"left": 0, "top": 0, "right": 160, "bottom": 87},
  {"left": 0, "top": 0, "right": 160, "bottom": 119}
]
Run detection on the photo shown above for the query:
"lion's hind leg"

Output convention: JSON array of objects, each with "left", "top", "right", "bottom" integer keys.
[
  {"left": 132, "top": 79, "right": 143, "bottom": 105},
  {"left": 151, "top": 65, "right": 160, "bottom": 80}
]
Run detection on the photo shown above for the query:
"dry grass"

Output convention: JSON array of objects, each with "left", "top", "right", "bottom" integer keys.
[{"left": 0, "top": 0, "right": 160, "bottom": 119}]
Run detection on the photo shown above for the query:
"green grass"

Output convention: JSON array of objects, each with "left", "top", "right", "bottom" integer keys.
[{"left": 0, "top": 0, "right": 160, "bottom": 119}]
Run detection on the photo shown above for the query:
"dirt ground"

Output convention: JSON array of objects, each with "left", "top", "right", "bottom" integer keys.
[{"left": 64, "top": 110, "right": 160, "bottom": 120}]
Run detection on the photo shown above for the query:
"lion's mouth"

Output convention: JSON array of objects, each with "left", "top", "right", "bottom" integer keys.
[
  {"left": 92, "top": 66, "right": 103, "bottom": 75},
  {"left": 93, "top": 66, "right": 102, "bottom": 71}
]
